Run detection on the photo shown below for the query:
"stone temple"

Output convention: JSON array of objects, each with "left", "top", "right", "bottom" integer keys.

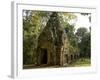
[{"left": 36, "top": 12, "right": 79, "bottom": 67}]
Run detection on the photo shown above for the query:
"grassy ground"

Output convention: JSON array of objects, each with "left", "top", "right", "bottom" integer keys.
[
  {"left": 23, "top": 58, "right": 91, "bottom": 69},
  {"left": 68, "top": 58, "right": 91, "bottom": 67}
]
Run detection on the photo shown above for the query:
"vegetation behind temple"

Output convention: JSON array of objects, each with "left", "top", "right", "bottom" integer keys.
[{"left": 23, "top": 10, "right": 91, "bottom": 65}]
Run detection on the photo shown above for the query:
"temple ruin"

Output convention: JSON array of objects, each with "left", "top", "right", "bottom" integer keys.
[{"left": 36, "top": 12, "right": 79, "bottom": 67}]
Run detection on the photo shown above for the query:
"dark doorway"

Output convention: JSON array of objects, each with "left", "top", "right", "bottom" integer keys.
[
  {"left": 66, "top": 54, "right": 68, "bottom": 63},
  {"left": 41, "top": 49, "right": 47, "bottom": 64},
  {"left": 71, "top": 55, "right": 73, "bottom": 61}
]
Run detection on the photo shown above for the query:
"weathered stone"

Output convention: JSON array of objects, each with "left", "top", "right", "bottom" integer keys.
[{"left": 36, "top": 12, "right": 73, "bottom": 66}]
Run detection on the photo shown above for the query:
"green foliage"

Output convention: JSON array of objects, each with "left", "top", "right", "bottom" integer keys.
[
  {"left": 76, "top": 27, "right": 91, "bottom": 58},
  {"left": 64, "top": 23, "right": 79, "bottom": 54},
  {"left": 76, "top": 27, "right": 87, "bottom": 43},
  {"left": 80, "top": 32, "right": 91, "bottom": 57},
  {"left": 23, "top": 10, "right": 51, "bottom": 64}
]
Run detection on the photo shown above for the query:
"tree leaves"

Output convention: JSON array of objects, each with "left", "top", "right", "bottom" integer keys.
[{"left": 76, "top": 27, "right": 91, "bottom": 57}]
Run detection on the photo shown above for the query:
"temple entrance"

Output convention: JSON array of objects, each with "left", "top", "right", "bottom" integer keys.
[
  {"left": 66, "top": 54, "right": 68, "bottom": 63},
  {"left": 71, "top": 55, "right": 73, "bottom": 61},
  {"left": 41, "top": 49, "right": 47, "bottom": 64}
]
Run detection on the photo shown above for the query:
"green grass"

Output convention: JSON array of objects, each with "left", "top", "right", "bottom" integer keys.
[
  {"left": 23, "top": 58, "right": 91, "bottom": 69},
  {"left": 68, "top": 58, "right": 91, "bottom": 67}
]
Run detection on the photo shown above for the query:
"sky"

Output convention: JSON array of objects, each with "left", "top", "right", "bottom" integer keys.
[{"left": 69, "top": 13, "right": 91, "bottom": 32}]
